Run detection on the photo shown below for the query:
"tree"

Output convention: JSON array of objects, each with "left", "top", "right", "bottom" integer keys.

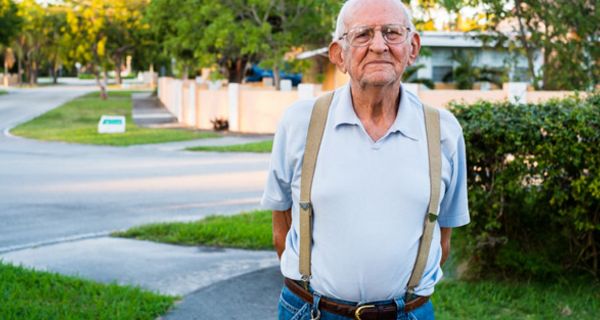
[
  {"left": 144, "top": 0, "right": 198, "bottom": 80},
  {"left": 0, "top": 0, "right": 22, "bottom": 77},
  {"left": 103, "top": 0, "right": 148, "bottom": 84},
  {"left": 443, "top": 50, "right": 506, "bottom": 89},
  {"left": 145, "top": 0, "right": 341, "bottom": 87},
  {"left": 436, "top": 0, "right": 599, "bottom": 90},
  {"left": 221, "top": 0, "right": 341, "bottom": 88},
  {"left": 13, "top": 0, "right": 47, "bottom": 85},
  {"left": 403, "top": 64, "right": 435, "bottom": 89},
  {"left": 0, "top": 0, "right": 21, "bottom": 47},
  {"left": 65, "top": 0, "right": 149, "bottom": 98},
  {"left": 38, "top": 5, "right": 70, "bottom": 84}
]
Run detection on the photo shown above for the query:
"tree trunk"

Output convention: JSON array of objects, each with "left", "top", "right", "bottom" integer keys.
[
  {"left": 52, "top": 63, "right": 59, "bottom": 84},
  {"left": 273, "top": 64, "right": 281, "bottom": 90},
  {"left": 226, "top": 58, "right": 247, "bottom": 83},
  {"left": 94, "top": 67, "right": 108, "bottom": 100},
  {"left": 114, "top": 54, "right": 122, "bottom": 85},
  {"left": 182, "top": 64, "right": 189, "bottom": 80},
  {"left": 30, "top": 60, "right": 37, "bottom": 86},
  {"left": 514, "top": 0, "right": 539, "bottom": 89},
  {"left": 17, "top": 56, "right": 22, "bottom": 86},
  {"left": 24, "top": 58, "right": 31, "bottom": 85}
]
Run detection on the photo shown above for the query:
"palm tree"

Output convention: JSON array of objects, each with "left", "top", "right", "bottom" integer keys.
[
  {"left": 403, "top": 63, "right": 435, "bottom": 89},
  {"left": 443, "top": 50, "right": 506, "bottom": 90}
]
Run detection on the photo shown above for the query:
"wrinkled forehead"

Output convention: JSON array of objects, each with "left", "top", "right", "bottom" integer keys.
[{"left": 344, "top": 0, "right": 408, "bottom": 29}]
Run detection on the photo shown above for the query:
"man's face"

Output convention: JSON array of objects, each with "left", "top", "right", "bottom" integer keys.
[{"left": 331, "top": 0, "right": 420, "bottom": 89}]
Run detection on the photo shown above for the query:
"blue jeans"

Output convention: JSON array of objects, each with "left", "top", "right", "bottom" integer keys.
[{"left": 278, "top": 285, "right": 435, "bottom": 320}]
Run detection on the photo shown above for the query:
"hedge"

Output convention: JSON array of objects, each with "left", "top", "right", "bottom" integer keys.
[{"left": 451, "top": 92, "right": 599, "bottom": 279}]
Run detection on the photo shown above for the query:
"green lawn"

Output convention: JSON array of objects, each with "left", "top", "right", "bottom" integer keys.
[
  {"left": 0, "top": 262, "right": 176, "bottom": 320},
  {"left": 186, "top": 140, "right": 273, "bottom": 153},
  {"left": 115, "top": 210, "right": 600, "bottom": 319},
  {"left": 432, "top": 278, "right": 599, "bottom": 320},
  {"left": 0, "top": 90, "right": 7, "bottom": 95},
  {"left": 113, "top": 210, "right": 273, "bottom": 250},
  {"left": 11, "top": 91, "right": 220, "bottom": 146}
]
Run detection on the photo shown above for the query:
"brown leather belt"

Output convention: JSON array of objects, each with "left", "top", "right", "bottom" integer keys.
[{"left": 284, "top": 278, "right": 430, "bottom": 320}]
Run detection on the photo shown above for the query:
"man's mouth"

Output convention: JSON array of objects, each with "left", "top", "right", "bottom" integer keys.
[{"left": 365, "top": 60, "right": 392, "bottom": 66}]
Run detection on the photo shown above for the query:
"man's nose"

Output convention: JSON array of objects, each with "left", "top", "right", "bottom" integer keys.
[{"left": 369, "top": 30, "right": 388, "bottom": 52}]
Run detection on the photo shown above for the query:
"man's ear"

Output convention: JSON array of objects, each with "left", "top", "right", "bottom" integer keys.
[
  {"left": 407, "top": 32, "right": 421, "bottom": 65},
  {"left": 329, "top": 41, "right": 347, "bottom": 73}
]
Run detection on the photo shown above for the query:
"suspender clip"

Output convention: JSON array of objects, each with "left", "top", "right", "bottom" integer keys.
[
  {"left": 301, "top": 274, "right": 311, "bottom": 290},
  {"left": 300, "top": 202, "right": 312, "bottom": 210}
]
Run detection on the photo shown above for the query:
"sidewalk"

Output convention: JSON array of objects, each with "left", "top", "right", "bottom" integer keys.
[
  {"left": 162, "top": 266, "right": 281, "bottom": 320},
  {"left": 0, "top": 237, "right": 281, "bottom": 319}
]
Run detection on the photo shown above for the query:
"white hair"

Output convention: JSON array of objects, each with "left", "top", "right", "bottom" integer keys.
[{"left": 333, "top": 0, "right": 416, "bottom": 41}]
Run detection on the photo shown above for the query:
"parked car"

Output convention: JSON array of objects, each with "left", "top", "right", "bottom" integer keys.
[{"left": 244, "top": 64, "right": 302, "bottom": 86}]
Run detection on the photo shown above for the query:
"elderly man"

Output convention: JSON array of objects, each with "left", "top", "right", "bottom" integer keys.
[{"left": 261, "top": 0, "right": 469, "bottom": 319}]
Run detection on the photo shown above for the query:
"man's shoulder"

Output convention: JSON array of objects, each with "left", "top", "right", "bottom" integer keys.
[
  {"left": 405, "top": 90, "right": 463, "bottom": 137},
  {"left": 405, "top": 90, "right": 464, "bottom": 156},
  {"left": 279, "top": 97, "right": 317, "bottom": 131}
]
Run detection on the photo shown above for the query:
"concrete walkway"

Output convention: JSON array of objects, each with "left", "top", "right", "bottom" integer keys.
[
  {"left": 0, "top": 237, "right": 279, "bottom": 297},
  {"left": 0, "top": 236, "right": 283, "bottom": 320}
]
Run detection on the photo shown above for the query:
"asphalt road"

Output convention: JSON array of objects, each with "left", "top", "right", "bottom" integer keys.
[{"left": 0, "top": 86, "right": 272, "bottom": 254}]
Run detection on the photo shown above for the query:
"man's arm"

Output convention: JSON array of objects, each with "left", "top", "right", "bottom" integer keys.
[
  {"left": 272, "top": 209, "right": 292, "bottom": 259},
  {"left": 440, "top": 227, "right": 452, "bottom": 266}
]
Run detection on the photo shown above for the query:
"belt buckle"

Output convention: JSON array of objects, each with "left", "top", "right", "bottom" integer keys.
[{"left": 355, "top": 304, "right": 375, "bottom": 320}]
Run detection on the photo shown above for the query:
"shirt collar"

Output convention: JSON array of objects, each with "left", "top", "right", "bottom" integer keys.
[{"left": 332, "top": 83, "right": 421, "bottom": 141}]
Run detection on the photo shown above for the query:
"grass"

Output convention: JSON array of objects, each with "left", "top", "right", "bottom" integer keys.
[
  {"left": 11, "top": 91, "right": 220, "bottom": 146},
  {"left": 0, "top": 90, "right": 7, "bottom": 95},
  {"left": 115, "top": 210, "right": 600, "bottom": 319},
  {"left": 433, "top": 278, "right": 599, "bottom": 319},
  {"left": 113, "top": 210, "right": 273, "bottom": 250},
  {"left": 0, "top": 262, "right": 176, "bottom": 320},
  {"left": 186, "top": 140, "right": 273, "bottom": 153}
]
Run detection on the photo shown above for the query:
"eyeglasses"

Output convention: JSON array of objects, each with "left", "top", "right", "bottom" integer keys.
[{"left": 339, "top": 24, "right": 412, "bottom": 47}]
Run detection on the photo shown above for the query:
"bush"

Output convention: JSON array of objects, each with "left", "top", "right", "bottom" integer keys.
[{"left": 451, "top": 92, "right": 600, "bottom": 279}]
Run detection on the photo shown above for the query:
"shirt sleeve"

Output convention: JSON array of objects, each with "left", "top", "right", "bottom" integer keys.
[
  {"left": 260, "top": 118, "right": 293, "bottom": 211},
  {"left": 437, "top": 131, "right": 470, "bottom": 228}
]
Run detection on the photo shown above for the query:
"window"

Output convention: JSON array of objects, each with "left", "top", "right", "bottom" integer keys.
[{"left": 433, "top": 66, "right": 453, "bottom": 82}]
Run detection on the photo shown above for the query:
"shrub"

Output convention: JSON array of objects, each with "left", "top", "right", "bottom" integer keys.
[
  {"left": 210, "top": 117, "right": 229, "bottom": 131},
  {"left": 451, "top": 92, "right": 600, "bottom": 279}
]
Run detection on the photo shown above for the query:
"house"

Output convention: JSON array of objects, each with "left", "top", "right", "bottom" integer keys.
[{"left": 297, "top": 31, "right": 542, "bottom": 91}]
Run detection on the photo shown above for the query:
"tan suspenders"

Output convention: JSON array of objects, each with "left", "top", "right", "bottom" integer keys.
[{"left": 298, "top": 90, "right": 442, "bottom": 298}]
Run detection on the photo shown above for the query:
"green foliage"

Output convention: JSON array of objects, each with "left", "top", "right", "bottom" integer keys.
[
  {"left": 0, "top": 262, "right": 176, "bottom": 319},
  {"left": 451, "top": 92, "right": 600, "bottom": 279},
  {"left": 469, "top": 0, "right": 599, "bottom": 90},
  {"left": 113, "top": 210, "right": 274, "bottom": 250},
  {"left": 145, "top": 0, "right": 340, "bottom": 84},
  {"left": 186, "top": 140, "right": 273, "bottom": 153},
  {"left": 11, "top": 91, "right": 220, "bottom": 146},
  {"left": 0, "top": 0, "right": 21, "bottom": 47},
  {"left": 443, "top": 50, "right": 506, "bottom": 89},
  {"left": 403, "top": 64, "right": 435, "bottom": 89}
]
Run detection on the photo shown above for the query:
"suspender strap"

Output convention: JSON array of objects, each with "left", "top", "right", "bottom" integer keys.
[
  {"left": 299, "top": 91, "right": 335, "bottom": 285},
  {"left": 406, "top": 105, "right": 442, "bottom": 296}
]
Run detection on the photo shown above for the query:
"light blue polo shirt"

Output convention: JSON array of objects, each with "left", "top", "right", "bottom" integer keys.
[{"left": 261, "top": 83, "right": 469, "bottom": 303}]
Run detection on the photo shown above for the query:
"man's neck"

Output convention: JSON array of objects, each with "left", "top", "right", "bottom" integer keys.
[{"left": 349, "top": 81, "right": 402, "bottom": 142}]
